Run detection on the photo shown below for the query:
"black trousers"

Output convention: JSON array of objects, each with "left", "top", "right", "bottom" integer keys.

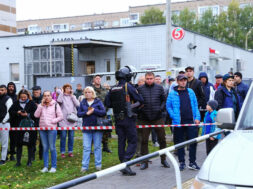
[
  {"left": 115, "top": 117, "right": 137, "bottom": 162},
  {"left": 174, "top": 126, "right": 198, "bottom": 163},
  {"left": 16, "top": 144, "right": 34, "bottom": 164},
  {"left": 206, "top": 138, "right": 218, "bottom": 155},
  {"left": 9, "top": 131, "right": 17, "bottom": 155}
]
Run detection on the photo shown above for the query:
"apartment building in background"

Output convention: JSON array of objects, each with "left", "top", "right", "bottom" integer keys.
[
  {"left": 0, "top": 0, "right": 16, "bottom": 36},
  {"left": 16, "top": 0, "right": 253, "bottom": 35}
]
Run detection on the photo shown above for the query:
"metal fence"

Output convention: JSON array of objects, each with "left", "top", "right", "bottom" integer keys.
[{"left": 49, "top": 129, "right": 226, "bottom": 189}]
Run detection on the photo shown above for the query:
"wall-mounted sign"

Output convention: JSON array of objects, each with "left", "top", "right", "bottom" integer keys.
[{"left": 172, "top": 27, "right": 185, "bottom": 40}]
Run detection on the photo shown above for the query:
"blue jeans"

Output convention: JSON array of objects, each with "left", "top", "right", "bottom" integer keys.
[
  {"left": 40, "top": 130, "right": 57, "bottom": 168},
  {"left": 82, "top": 131, "right": 103, "bottom": 170},
  {"left": 60, "top": 130, "right": 75, "bottom": 154}
]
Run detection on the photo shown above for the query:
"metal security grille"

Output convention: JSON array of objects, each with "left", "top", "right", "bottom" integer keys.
[{"left": 24, "top": 46, "right": 65, "bottom": 89}]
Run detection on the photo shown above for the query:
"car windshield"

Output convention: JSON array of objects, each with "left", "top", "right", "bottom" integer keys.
[{"left": 238, "top": 83, "right": 253, "bottom": 130}]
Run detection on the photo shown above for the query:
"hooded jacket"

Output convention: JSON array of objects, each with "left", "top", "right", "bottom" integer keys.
[
  {"left": 187, "top": 77, "right": 206, "bottom": 109},
  {"left": 7, "top": 82, "right": 17, "bottom": 102},
  {"left": 198, "top": 72, "right": 215, "bottom": 104}
]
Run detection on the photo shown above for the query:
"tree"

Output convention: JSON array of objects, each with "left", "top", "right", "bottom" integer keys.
[
  {"left": 172, "top": 8, "right": 198, "bottom": 32},
  {"left": 140, "top": 7, "right": 166, "bottom": 25},
  {"left": 198, "top": 9, "right": 218, "bottom": 38}
]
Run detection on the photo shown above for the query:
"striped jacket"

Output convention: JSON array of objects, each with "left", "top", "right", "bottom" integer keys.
[{"left": 166, "top": 87, "right": 200, "bottom": 125}]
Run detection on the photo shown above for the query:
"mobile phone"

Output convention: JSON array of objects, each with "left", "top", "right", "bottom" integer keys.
[{"left": 21, "top": 110, "right": 26, "bottom": 113}]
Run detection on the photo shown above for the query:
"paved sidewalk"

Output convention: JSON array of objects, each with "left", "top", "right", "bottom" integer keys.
[{"left": 71, "top": 142, "right": 207, "bottom": 189}]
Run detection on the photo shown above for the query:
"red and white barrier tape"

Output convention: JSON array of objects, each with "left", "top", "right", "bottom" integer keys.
[{"left": 0, "top": 123, "right": 217, "bottom": 131}]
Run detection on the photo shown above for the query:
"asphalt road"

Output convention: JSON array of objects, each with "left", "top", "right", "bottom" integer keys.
[{"left": 71, "top": 142, "right": 207, "bottom": 189}]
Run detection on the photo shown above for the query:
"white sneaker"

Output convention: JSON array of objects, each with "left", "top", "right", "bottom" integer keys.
[
  {"left": 96, "top": 166, "right": 101, "bottom": 171},
  {"left": 153, "top": 142, "right": 160, "bottom": 147},
  {"left": 81, "top": 168, "right": 87, "bottom": 173},
  {"left": 49, "top": 167, "right": 56, "bottom": 173},
  {"left": 41, "top": 167, "right": 48, "bottom": 173}
]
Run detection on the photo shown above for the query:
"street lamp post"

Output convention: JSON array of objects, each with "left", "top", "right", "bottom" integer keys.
[
  {"left": 166, "top": 0, "right": 172, "bottom": 72},
  {"left": 245, "top": 29, "right": 252, "bottom": 50}
]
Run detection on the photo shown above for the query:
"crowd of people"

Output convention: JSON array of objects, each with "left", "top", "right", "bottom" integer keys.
[{"left": 0, "top": 66, "right": 249, "bottom": 176}]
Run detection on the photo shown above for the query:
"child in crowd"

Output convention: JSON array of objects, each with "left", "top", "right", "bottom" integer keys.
[{"left": 201, "top": 100, "right": 221, "bottom": 155}]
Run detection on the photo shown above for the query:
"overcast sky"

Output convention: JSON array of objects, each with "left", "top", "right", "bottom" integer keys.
[{"left": 16, "top": 0, "right": 184, "bottom": 20}]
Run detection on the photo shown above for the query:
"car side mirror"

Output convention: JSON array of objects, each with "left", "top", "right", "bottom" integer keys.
[{"left": 216, "top": 108, "right": 235, "bottom": 130}]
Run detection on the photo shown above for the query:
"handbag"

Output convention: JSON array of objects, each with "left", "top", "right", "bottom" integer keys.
[
  {"left": 19, "top": 116, "right": 35, "bottom": 128},
  {"left": 19, "top": 116, "right": 34, "bottom": 144},
  {"left": 67, "top": 112, "right": 78, "bottom": 122},
  {"left": 97, "top": 117, "right": 113, "bottom": 132}
]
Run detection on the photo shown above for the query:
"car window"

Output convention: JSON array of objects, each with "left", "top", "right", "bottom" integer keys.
[{"left": 238, "top": 84, "right": 253, "bottom": 130}]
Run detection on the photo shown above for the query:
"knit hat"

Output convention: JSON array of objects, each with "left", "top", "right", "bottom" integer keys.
[{"left": 207, "top": 100, "right": 218, "bottom": 110}]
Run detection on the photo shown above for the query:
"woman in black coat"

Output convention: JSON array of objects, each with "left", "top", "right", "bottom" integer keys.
[{"left": 9, "top": 89, "right": 37, "bottom": 167}]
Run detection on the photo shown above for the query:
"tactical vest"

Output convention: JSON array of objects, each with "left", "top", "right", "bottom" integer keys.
[{"left": 109, "top": 85, "right": 126, "bottom": 115}]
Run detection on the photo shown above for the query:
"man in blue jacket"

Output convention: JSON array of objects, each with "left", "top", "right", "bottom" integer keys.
[
  {"left": 166, "top": 74, "right": 201, "bottom": 171},
  {"left": 234, "top": 72, "right": 249, "bottom": 107}
]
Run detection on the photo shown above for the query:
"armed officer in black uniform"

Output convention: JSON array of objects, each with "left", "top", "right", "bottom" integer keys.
[{"left": 105, "top": 66, "right": 143, "bottom": 176}]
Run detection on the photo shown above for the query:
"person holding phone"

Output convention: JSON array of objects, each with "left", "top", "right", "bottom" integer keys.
[
  {"left": 9, "top": 89, "right": 37, "bottom": 167},
  {"left": 57, "top": 84, "right": 80, "bottom": 158},
  {"left": 35, "top": 91, "right": 63, "bottom": 173},
  {"left": 77, "top": 86, "right": 106, "bottom": 172}
]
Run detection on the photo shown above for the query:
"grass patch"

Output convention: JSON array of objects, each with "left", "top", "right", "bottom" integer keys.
[{"left": 0, "top": 130, "right": 173, "bottom": 189}]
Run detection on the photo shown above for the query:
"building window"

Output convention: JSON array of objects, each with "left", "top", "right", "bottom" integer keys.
[
  {"left": 46, "top": 26, "right": 52, "bottom": 31},
  {"left": 17, "top": 28, "right": 27, "bottom": 34},
  {"left": 82, "top": 22, "right": 92, "bottom": 29},
  {"left": 223, "top": 6, "right": 228, "bottom": 12},
  {"left": 240, "top": 3, "right": 250, "bottom": 9},
  {"left": 120, "top": 18, "right": 130, "bottom": 27},
  {"left": 115, "top": 59, "right": 121, "bottom": 71},
  {"left": 28, "top": 25, "right": 41, "bottom": 34},
  {"left": 198, "top": 5, "right": 219, "bottom": 16},
  {"left": 106, "top": 60, "right": 111, "bottom": 80},
  {"left": 130, "top": 13, "right": 139, "bottom": 21},
  {"left": 70, "top": 25, "right": 76, "bottom": 30},
  {"left": 52, "top": 24, "right": 69, "bottom": 32},
  {"left": 93, "top": 20, "right": 105, "bottom": 28},
  {"left": 112, "top": 20, "right": 119, "bottom": 27},
  {"left": 10, "top": 63, "right": 20, "bottom": 82},
  {"left": 86, "top": 61, "right": 95, "bottom": 74},
  {"left": 172, "top": 10, "right": 180, "bottom": 16}
]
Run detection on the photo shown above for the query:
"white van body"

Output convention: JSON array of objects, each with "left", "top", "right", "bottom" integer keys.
[{"left": 192, "top": 83, "right": 253, "bottom": 189}]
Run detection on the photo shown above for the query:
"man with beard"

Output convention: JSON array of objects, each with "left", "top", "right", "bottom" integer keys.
[
  {"left": 0, "top": 85, "right": 13, "bottom": 165},
  {"left": 32, "top": 86, "right": 43, "bottom": 160},
  {"left": 7, "top": 82, "right": 17, "bottom": 161}
]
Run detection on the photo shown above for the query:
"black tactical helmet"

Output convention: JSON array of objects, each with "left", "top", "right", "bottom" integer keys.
[{"left": 115, "top": 66, "right": 133, "bottom": 82}]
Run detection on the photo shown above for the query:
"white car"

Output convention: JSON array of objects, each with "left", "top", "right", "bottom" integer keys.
[{"left": 191, "top": 83, "right": 253, "bottom": 189}]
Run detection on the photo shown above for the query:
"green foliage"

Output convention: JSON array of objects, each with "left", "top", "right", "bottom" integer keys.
[
  {"left": 170, "top": 0, "right": 253, "bottom": 49},
  {"left": 0, "top": 130, "right": 173, "bottom": 188},
  {"left": 140, "top": 7, "right": 166, "bottom": 25}
]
